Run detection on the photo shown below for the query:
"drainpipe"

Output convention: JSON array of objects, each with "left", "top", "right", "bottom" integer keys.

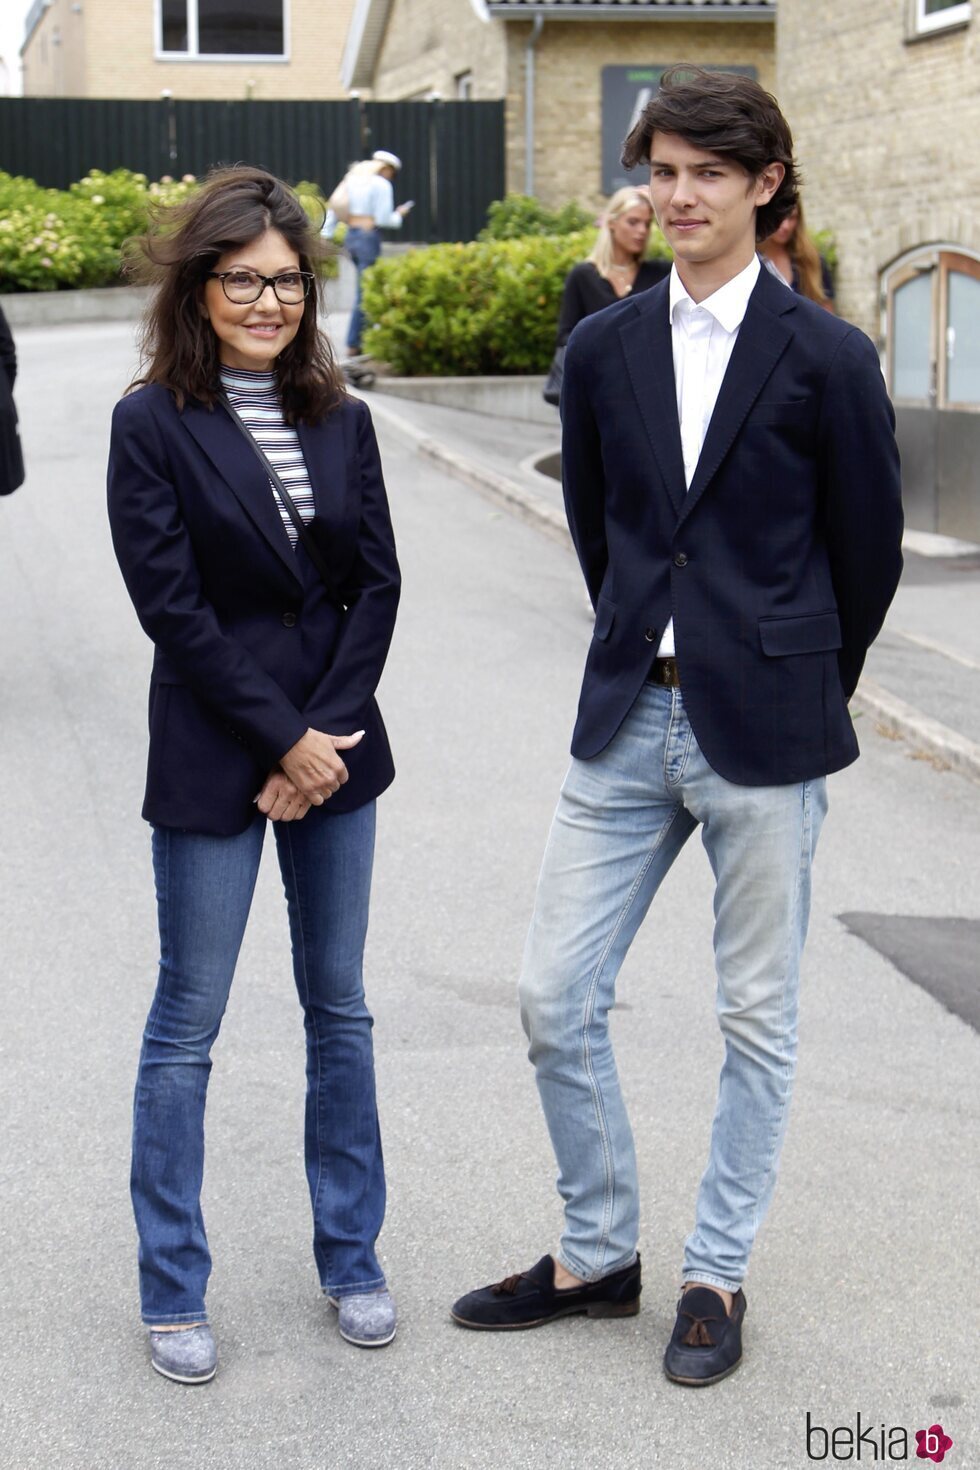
[{"left": 524, "top": 15, "right": 544, "bottom": 196}]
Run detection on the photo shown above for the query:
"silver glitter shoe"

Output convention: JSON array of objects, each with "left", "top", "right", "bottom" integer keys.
[
  {"left": 149, "top": 1324, "right": 217, "bottom": 1383},
  {"left": 328, "top": 1289, "right": 397, "bottom": 1347}
]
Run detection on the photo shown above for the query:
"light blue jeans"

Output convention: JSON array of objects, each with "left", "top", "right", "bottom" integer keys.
[{"left": 518, "top": 682, "right": 827, "bottom": 1294}]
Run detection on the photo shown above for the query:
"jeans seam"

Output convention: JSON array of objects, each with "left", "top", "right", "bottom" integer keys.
[
  {"left": 282, "top": 823, "right": 329, "bottom": 1278},
  {"left": 578, "top": 800, "right": 687, "bottom": 1277},
  {"left": 749, "top": 779, "right": 811, "bottom": 1247},
  {"left": 663, "top": 690, "right": 694, "bottom": 788}
]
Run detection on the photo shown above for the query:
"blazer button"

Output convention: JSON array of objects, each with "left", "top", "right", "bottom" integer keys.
[
  {"left": 281, "top": 611, "right": 298, "bottom": 628},
  {"left": 644, "top": 628, "right": 656, "bottom": 642},
  {"left": 673, "top": 552, "right": 689, "bottom": 568}
]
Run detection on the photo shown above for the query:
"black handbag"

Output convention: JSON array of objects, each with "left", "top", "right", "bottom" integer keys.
[
  {"left": 218, "top": 390, "right": 342, "bottom": 605},
  {"left": 543, "top": 345, "right": 566, "bottom": 407}
]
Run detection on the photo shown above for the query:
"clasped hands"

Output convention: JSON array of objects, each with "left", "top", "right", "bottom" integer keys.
[{"left": 254, "top": 727, "right": 364, "bottom": 822}]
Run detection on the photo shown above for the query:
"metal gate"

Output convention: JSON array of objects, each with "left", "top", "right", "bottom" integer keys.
[{"left": 0, "top": 97, "right": 504, "bottom": 243}]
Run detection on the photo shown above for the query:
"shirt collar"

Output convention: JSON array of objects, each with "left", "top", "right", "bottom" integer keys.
[{"left": 669, "top": 254, "right": 761, "bottom": 334}]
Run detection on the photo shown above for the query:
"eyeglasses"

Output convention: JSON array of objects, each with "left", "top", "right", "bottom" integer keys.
[{"left": 207, "top": 269, "right": 314, "bottom": 305}]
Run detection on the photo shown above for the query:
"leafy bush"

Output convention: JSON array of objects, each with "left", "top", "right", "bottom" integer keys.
[
  {"left": 0, "top": 168, "right": 339, "bottom": 292},
  {"left": 361, "top": 222, "right": 672, "bottom": 376},
  {"left": 479, "top": 193, "right": 594, "bottom": 241},
  {"left": 361, "top": 230, "right": 592, "bottom": 376}
]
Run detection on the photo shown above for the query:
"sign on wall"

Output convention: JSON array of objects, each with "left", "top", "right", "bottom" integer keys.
[{"left": 602, "top": 65, "right": 758, "bottom": 196}]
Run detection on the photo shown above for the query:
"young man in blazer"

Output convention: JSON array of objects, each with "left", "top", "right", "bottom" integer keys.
[{"left": 452, "top": 68, "right": 903, "bottom": 1384}]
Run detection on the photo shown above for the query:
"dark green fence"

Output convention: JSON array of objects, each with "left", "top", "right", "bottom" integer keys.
[{"left": 0, "top": 97, "right": 504, "bottom": 243}]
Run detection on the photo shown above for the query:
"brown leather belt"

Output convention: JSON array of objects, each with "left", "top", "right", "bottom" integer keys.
[{"left": 646, "top": 657, "right": 681, "bottom": 688}]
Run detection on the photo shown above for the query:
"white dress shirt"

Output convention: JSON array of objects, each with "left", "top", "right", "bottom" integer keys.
[{"left": 657, "top": 254, "right": 761, "bottom": 659}]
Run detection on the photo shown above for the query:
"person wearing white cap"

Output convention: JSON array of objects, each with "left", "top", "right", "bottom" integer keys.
[{"left": 324, "top": 151, "right": 414, "bottom": 355}]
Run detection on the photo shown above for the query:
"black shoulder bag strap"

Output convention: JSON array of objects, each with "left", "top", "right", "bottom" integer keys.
[{"left": 217, "top": 390, "right": 337, "bottom": 596}]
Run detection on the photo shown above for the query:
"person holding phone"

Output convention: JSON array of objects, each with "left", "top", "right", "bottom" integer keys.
[{"left": 325, "top": 150, "right": 413, "bottom": 357}]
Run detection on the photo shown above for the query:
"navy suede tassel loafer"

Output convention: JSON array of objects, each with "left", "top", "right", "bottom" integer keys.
[
  {"left": 451, "top": 1253, "right": 641, "bottom": 1330},
  {"left": 663, "top": 1285, "right": 746, "bottom": 1386}
]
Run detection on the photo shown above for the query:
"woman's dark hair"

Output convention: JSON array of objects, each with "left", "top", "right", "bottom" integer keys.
[
  {"left": 127, "top": 164, "right": 345, "bottom": 422},
  {"left": 621, "top": 66, "right": 799, "bottom": 241}
]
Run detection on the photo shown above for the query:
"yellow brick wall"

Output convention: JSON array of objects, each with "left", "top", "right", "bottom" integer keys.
[
  {"left": 21, "top": 0, "right": 87, "bottom": 96},
  {"left": 777, "top": 0, "right": 980, "bottom": 337},
  {"left": 372, "top": 0, "right": 506, "bottom": 100},
  {"left": 23, "top": 0, "right": 356, "bottom": 99},
  {"left": 504, "top": 20, "right": 776, "bottom": 209}
]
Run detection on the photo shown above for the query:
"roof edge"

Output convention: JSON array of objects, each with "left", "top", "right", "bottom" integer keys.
[{"left": 341, "top": 0, "right": 395, "bottom": 91}]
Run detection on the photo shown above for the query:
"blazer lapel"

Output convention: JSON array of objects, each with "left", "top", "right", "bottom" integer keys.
[
  {"left": 619, "top": 286, "right": 686, "bottom": 517},
  {"left": 180, "top": 397, "right": 302, "bottom": 586},
  {"left": 679, "top": 271, "right": 797, "bottom": 526},
  {"left": 296, "top": 411, "right": 351, "bottom": 527}
]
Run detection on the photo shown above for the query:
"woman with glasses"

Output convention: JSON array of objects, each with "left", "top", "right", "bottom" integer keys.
[{"left": 107, "top": 166, "right": 401, "bottom": 1383}]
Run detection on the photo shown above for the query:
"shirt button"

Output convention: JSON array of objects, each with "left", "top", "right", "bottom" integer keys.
[
  {"left": 673, "top": 552, "right": 689, "bottom": 568},
  {"left": 281, "top": 612, "right": 298, "bottom": 628}
]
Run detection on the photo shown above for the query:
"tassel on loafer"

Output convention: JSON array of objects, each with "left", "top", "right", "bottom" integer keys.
[
  {"left": 663, "top": 1286, "right": 746, "bottom": 1386},
  {"left": 451, "top": 1253, "right": 641, "bottom": 1330}
]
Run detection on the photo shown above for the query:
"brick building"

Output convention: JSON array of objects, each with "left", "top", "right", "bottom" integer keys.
[
  {"left": 342, "top": 0, "right": 775, "bottom": 209},
  {"left": 21, "top": 0, "right": 356, "bottom": 99},
  {"left": 777, "top": 0, "right": 980, "bottom": 539}
]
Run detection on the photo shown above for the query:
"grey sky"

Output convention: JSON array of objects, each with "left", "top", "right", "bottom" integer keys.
[{"left": 0, "top": 0, "right": 27, "bottom": 95}]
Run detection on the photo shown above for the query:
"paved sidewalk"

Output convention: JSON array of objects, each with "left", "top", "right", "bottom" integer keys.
[{"left": 360, "top": 386, "right": 980, "bottom": 784}]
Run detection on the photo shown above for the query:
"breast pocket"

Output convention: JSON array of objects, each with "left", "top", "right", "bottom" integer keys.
[{"left": 748, "top": 399, "right": 811, "bottom": 427}]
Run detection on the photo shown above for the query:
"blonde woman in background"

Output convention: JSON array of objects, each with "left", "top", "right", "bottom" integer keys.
[
  {"left": 555, "top": 186, "right": 670, "bottom": 349},
  {"left": 760, "top": 200, "right": 835, "bottom": 311}
]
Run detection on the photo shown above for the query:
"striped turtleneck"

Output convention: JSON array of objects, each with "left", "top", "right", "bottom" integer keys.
[{"left": 219, "top": 366, "right": 315, "bottom": 548}]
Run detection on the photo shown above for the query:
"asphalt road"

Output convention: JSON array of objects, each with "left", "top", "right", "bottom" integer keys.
[{"left": 0, "top": 323, "right": 977, "bottom": 1470}]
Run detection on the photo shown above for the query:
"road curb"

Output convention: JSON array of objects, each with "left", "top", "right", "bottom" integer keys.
[
  {"left": 360, "top": 390, "right": 572, "bottom": 549},
  {"left": 852, "top": 678, "right": 980, "bottom": 785},
  {"left": 365, "top": 390, "right": 980, "bottom": 788}
]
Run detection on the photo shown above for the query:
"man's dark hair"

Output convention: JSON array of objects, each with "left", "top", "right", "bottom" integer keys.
[
  {"left": 621, "top": 65, "right": 799, "bottom": 241},
  {"left": 128, "top": 165, "right": 345, "bottom": 422}
]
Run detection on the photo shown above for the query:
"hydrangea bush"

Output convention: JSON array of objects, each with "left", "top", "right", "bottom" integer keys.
[{"left": 0, "top": 169, "right": 335, "bottom": 293}]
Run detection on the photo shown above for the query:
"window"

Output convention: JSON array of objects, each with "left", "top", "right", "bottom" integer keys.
[
  {"left": 157, "top": 0, "right": 287, "bottom": 59},
  {"left": 455, "top": 70, "right": 474, "bottom": 100},
  {"left": 910, "top": 0, "right": 971, "bottom": 36},
  {"left": 884, "top": 249, "right": 980, "bottom": 409}
]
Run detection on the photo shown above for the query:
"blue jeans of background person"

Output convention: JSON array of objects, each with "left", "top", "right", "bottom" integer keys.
[
  {"left": 132, "top": 803, "right": 385, "bottom": 1325},
  {"left": 345, "top": 226, "right": 382, "bottom": 353},
  {"left": 518, "top": 683, "right": 827, "bottom": 1294}
]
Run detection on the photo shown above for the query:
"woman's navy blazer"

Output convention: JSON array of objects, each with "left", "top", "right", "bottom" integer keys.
[{"left": 107, "top": 384, "right": 400, "bottom": 836}]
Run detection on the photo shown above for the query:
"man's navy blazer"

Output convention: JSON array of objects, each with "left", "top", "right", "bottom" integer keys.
[
  {"left": 108, "top": 385, "right": 400, "bottom": 836},
  {"left": 561, "top": 265, "right": 903, "bottom": 786}
]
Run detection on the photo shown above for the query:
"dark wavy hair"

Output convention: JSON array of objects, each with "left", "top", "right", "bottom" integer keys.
[
  {"left": 621, "top": 66, "right": 799, "bottom": 241},
  {"left": 127, "top": 165, "right": 345, "bottom": 422}
]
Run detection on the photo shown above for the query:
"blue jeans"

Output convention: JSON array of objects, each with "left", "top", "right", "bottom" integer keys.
[
  {"left": 345, "top": 226, "right": 382, "bottom": 353},
  {"left": 132, "top": 803, "right": 385, "bottom": 1325},
  {"left": 518, "top": 683, "right": 827, "bottom": 1294}
]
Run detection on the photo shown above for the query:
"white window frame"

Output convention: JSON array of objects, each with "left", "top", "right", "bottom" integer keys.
[
  {"left": 455, "top": 70, "right": 474, "bottom": 100},
  {"left": 911, "top": 0, "right": 971, "bottom": 36},
  {"left": 154, "top": 0, "right": 291, "bottom": 63}
]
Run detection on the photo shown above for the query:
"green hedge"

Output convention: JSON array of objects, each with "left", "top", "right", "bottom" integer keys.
[
  {"left": 478, "top": 193, "right": 594, "bottom": 241},
  {"left": 0, "top": 168, "right": 334, "bottom": 293},
  {"left": 362, "top": 225, "right": 672, "bottom": 377}
]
